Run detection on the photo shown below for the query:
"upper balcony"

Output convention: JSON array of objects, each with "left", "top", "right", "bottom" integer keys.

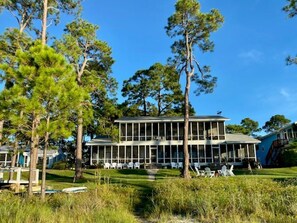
[{"left": 115, "top": 116, "right": 228, "bottom": 142}]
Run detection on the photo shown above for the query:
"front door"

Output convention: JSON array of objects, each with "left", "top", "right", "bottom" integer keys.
[{"left": 150, "top": 146, "right": 157, "bottom": 163}]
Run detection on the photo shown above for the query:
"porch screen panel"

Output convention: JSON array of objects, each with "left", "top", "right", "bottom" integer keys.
[
  {"left": 119, "top": 146, "right": 125, "bottom": 163},
  {"left": 220, "top": 144, "right": 227, "bottom": 163},
  {"left": 91, "top": 147, "right": 98, "bottom": 164},
  {"left": 192, "top": 145, "right": 198, "bottom": 163},
  {"left": 166, "top": 123, "right": 171, "bottom": 140},
  {"left": 106, "top": 146, "right": 111, "bottom": 163},
  {"left": 219, "top": 122, "right": 225, "bottom": 140},
  {"left": 206, "top": 145, "right": 212, "bottom": 162},
  {"left": 99, "top": 146, "right": 104, "bottom": 162},
  {"left": 146, "top": 146, "right": 150, "bottom": 163},
  {"left": 127, "top": 123, "right": 132, "bottom": 141},
  {"left": 172, "top": 122, "right": 178, "bottom": 140},
  {"left": 234, "top": 144, "right": 244, "bottom": 162},
  {"left": 133, "top": 146, "right": 138, "bottom": 162},
  {"left": 192, "top": 122, "right": 198, "bottom": 140},
  {"left": 179, "top": 122, "right": 184, "bottom": 140},
  {"left": 178, "top": 145, "right": 183, "bottom": 162},
  {"left": 227, "top": 144, "right": 234, "bottom": 162},
  {"left": 172, "top": 145, "right": 177, "bottom": 162},
  {"left": 165, "top": 145, "right": 170, "bottom": 163},
  {"left": 243, "top": 144, "right": 248, "bottom": 158},
  {"left": 146, "top": 123, "right": 152, "bottom": 140},
  {"left": 159, "top": 123, "right": 165, "bottom": 138},
  {"left": 140, "top": 123, "right": 145, "bottom": 141},
  {"left": 152, "top": 123, "right": 158, "bottom": 139},
  {"left": 248, "top": 144, "right": 255, "bottom": 157},
  {"left": 112, "top": 146, "right": 118, "bottom": 160},
  {"left": 199, "top": 145, "right": 205, "bottom": 163},
  {"left": 205, "top": 122, "right": 211, "bottom": 140},
  {"left": 212, "top": 122, "right": 218, "bottom": 140},
  {"left": 199, "top": 122, "right": 204, "bottom": 140},
  {"left": 133, "top": 123, "right": 139, "bottom": 141},
  {"left": 120, "top": 124, "right": 126, "bottom": 141},
  {"left": 158, "top": 145, "right": 164, "bottom": 163},
  {"left": 126, "top": 146, "right": 132, "bottom": 162},
  {"left": 139, "top": 146, "right": 145, "bottom": 163}
]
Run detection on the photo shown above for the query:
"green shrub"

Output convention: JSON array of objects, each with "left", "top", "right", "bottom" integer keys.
[
  {"left": 0, "top": 185, "right": 137, "bottom": 223},
  {"left": 52, "top": 161, "right": 68, "bottom": 170},
  {"left": 279, "top": 148, "right": 297, "bottom": 167}
]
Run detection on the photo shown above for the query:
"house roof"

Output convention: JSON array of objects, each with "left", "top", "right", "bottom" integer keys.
[
  {"left": 259, "top": 122, "right": 297, "bottom": 140},
  {"left": 86, "top": 133, "right": 260, "bottom": 146},
  {"left": 115, "top": 115, "right": 229, "bottom": 123},
  {"left": 225, "top": 134, "right": 261, "bottom": 144}
]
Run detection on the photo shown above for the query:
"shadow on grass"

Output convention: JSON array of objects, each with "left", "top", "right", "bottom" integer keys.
[{"left": 46, "top": 172, "right": 89, "bottom": 184}]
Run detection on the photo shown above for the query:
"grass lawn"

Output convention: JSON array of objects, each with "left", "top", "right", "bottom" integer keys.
[
  {"left": 2, "top": 167, "right": 297, "bottom": 222},
  {"left": 43, "top": 166, "right": 297, "bottom": 190}
]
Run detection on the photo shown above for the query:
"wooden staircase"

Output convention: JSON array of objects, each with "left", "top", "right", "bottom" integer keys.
[{"left": 265, "top": 139, "right": 289, "bottom": 166}]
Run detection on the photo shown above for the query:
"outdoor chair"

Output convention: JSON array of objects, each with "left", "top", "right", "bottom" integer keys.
[
  {"left": 104, "top": 163, "right": 110, "bottom": 169},
  {"left": 178, "top": 162, "right": 183, "bottom": 169},
  {"left": 194, "top": 166, "right": 205, "bottom": 177},
  {"left": 111, "top": 163, "right": 117, "bottom": 169},
  {"left": 226, "top": 165, "right": 235, "bottom": 176},
  {"left": 134, "top": 162, "right": 140, "bottom": 169},
  {"left": 194, "top": 162, "right": 200, "bottom": 169},
  {"left": 117, "top": 163, "right": 123, "bottom": 169},
  {"left": 127, "top": 162, "right": 134, "bottom": 169},
  {"left": 204, "top": 167, "right": 215, "bottom": 178},
  {"left": 171, "top": 162, "right": 178, "bottom": 169},
  {"left": 218, "top": 165, "right": 227, "bottom": 176}
]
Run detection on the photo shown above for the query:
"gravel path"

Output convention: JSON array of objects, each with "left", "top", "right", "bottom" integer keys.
[{"left": 146, "top": 169, "right": 159, "bottom": 181}]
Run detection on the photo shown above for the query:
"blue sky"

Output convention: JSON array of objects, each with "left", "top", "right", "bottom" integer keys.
[{"left": 1, "top": 0, "right": 297, "bottom": 130}]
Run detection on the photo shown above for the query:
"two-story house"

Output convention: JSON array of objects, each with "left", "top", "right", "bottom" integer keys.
[
  {"left": 86, "top": 116, "right": 260, "bottom": 168},
  {"left": 257, "top": 122, "right": 297, "bottom": 166}
]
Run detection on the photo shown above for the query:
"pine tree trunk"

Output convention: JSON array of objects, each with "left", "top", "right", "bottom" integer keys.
[
  {"left": 182, "top": 73, "right": 191, "bottom": 179},
  {"left": 41, "top": 0, "right": 48, "bottom": 46},
  {"left": 74, "top": 111, "right": 83, "bottom": 181},
  {"left": 0, "top": 120, "right": 3, "bottom": 146},
  {"left": 41, "top": 117, "right": 50, "bottom": 200},
  {"left": 9, "top": 140, "right": 18, "bottom": 180},
  {"left": 28, "top": 116, "right": 40, "bottom": 196}
]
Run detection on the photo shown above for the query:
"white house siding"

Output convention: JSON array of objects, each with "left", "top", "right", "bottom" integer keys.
[{"left": 87, "top": 116, "right": 260, "bottom": 167}]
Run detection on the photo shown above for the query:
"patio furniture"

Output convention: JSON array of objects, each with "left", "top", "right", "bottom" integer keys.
[
  {"left": 193, "top": 162, "right": 200, "bottom": 169},
  {"left": 134, "top": 162, "right": 140, "bottom": 169},
  {"left": 218, "top": 165, "right": 227, "bottom": 176},
  {"left": 204, "top": 167, "right": 215, "bottom": 178},
  {"left": 127, "top": 162, "right": 134, "bottom": 169},
  {"left": 117, "top": 163, "right": 123, "bottom": 169},
  {"left": 111, "top": 163, "right": 117, "bottom": 169},
  {"left": 226, "top": 165, "right": 235, "bottom": 176},
  {"left": 171, "top": 162, "right": 178, "bottom": 169},
  {"left": 178, "top": 162, "right": 183, "bottom": 169},
  {"left": 194, "top": 166, "right": 205, "bottom": 177},
  {"left": 104, "top": 163, "right": 110, "bottom": 169}
]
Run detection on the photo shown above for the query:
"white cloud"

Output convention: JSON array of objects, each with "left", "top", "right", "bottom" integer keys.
[
  {"left": 280, "top": 88, "right": 290, "bottom": 99},
  {"left": 238, "top": 49, "right": 263, "bottom": 63}
]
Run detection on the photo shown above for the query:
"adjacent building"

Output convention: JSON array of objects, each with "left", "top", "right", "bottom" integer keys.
[
  {"left": 87, "top": 116, "right": 260, "bottom": 168},
  {"left": 257, "top": 122, "right": 297, "bottom": 166}
]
